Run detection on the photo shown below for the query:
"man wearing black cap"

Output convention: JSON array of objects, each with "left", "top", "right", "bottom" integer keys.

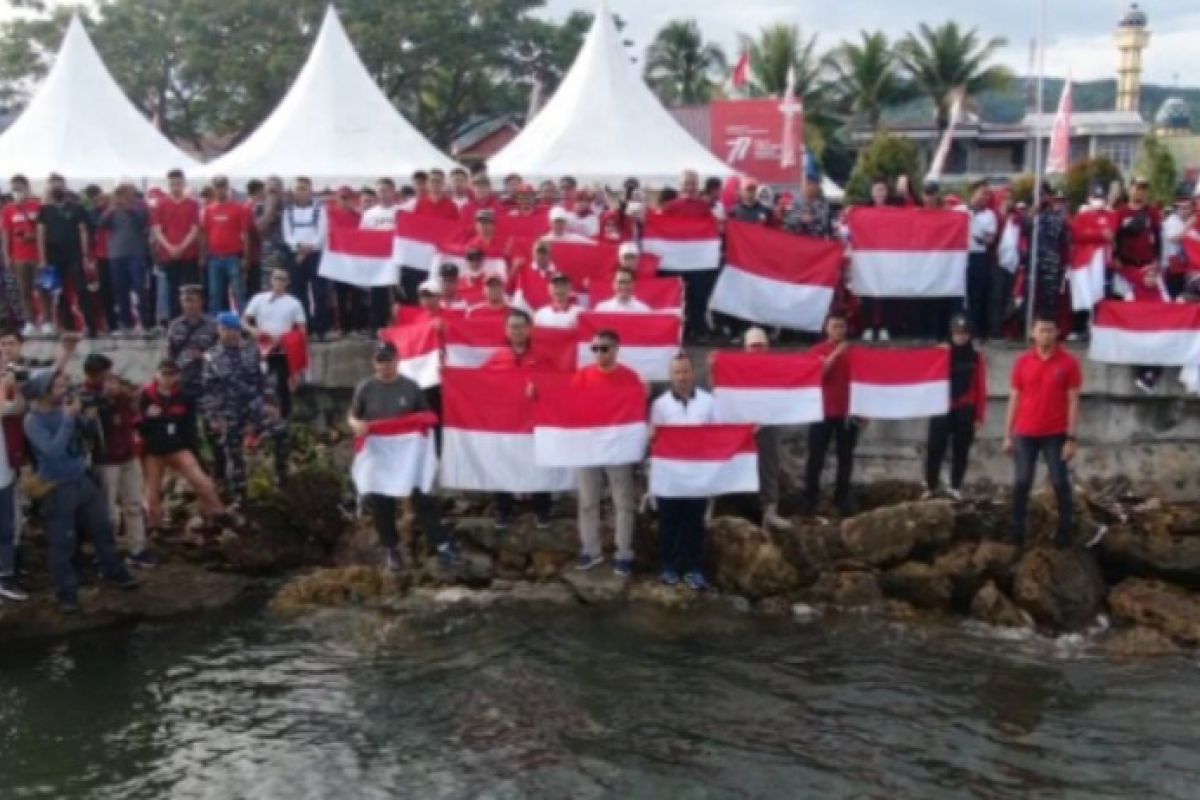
[
  {"left": 348, "top": 342, "right": 458, "bottom": 571},
  {"left": 924, "top": 314, "right": 987, "bottom": 501},
  {"left": 439, "top": 263, "right": 468, "bottom": 310},
  {"left": 1025, "top": 182, "right": 1071, "bottom": 320}
]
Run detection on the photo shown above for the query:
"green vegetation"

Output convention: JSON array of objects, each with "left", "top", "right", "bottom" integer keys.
[
  {"left": 843, "top": 133, "right": 921, "bottom": 204},
  {"left": 1136, "top": 135, "right": 1179, "bottom": 206}
]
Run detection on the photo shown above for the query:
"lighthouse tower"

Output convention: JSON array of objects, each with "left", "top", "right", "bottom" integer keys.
[{"left": 1115, "top": 2, "right": 1150, "bottom": 114}]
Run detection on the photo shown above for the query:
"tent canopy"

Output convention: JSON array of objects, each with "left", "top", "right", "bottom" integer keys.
[
  {"left": 0, "top": 16, "right": 197, "bottom": 188},
  {"left": 201, "top": 6, "right": 457, "bottom": 187},
  {"left": 487, "top": 0, "right": 734, "bottom": 187}
]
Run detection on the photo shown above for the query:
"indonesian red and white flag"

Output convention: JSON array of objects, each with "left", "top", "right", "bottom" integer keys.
[
  {"left": 1045, "top": 78, "right": 1073, "bottom": 176},
  {"left": 1069, "top": 210, "right": 1115, "bottom": 311},
  {"left": 440, "top": 369, "right": 575, "bottom": 492},
  {"left": 728, "top": 48, "right": 754, "bottom": 94},
  {"left": 394, "top": 212, "right": 465, "bottom": 272},
  {"left": 641, "top": 214, "right": 721, "bottom": 272},
  {"left": 589, "top": 276, "right": 684, "bottom": 315},
  {"left": 443, "top": 315, "right": 508, "bottom": 368},
  {"left": 533, "top": 383, "right": 649, "bottom": 468},
  {"left": 351, "top": 412, "right": 439, "bottom": 498},
  {"left": 848, "top": 207, "right": 969, "bottom": 297},
  {"left": 710, "top": 220, "right": 843, "bottom": 330},
  {"left": 848, "top": 347, "right": 950, "bottom": 419},
  {"left": 575, "top": 312, "right": 682, "bottom": 382},
  {"left": 320, "top": 227, "right": 399, "bottom": 287},
  {"left": 510, "top": 263, "right": 554, "bottom": 313},
  {"left": 257, "top": 328, "right": 310, "bottom": 381},
  {"left": 435, "top": 238, "right": 508, "bottom": 281},
  {"left": 710, "top": 350, "right": 825, "bottom": 424},
  {"left": 379, "top": 318, "right": 442, "bottom": 388},
  {"left": 649, "top": 424, "right": 759, "bottom": 498},
  {"left": 1089, "top": 301, "right": 1200, "bottom": 366}
]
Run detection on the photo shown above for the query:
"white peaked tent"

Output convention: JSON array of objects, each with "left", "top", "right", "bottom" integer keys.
[
  {"left": 488, "top": 0, "right": 735, "bottom": 186},
  {"left": 0, "top": 16, "right": 197, "bottom": 187},
  {"left": 202, "top": 6, "right": 457, "bottom": 186}
]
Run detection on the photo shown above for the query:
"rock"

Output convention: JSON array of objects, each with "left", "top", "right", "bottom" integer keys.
[
  {"left": 881, "top": 561, "right": 954, "bottom": 610},
  {"left": 838, "top": 500, "right": 955, "bottom": 567},
  {"left": 529, "top": 550, "right": 573, "bottom": 580},
  {"left": 455, "top": 516, "right": 578, "bottom": 557},
  {"left": 1109, "top": 578, "right": 1200, "bottom": 645},
  {"left": 756, "top": 596, "right": 793, "bottom": 617},
  {"left": 559, "top": 568, "right": 628, "bottom": 605},
  {"left": 771, "top": 520, "right": 841, "bottom": 584},
  {"left": 1100, "top": 515, "right": 1200, "bottom": 587},
  {"left": 272, "top": 566, "right": 404, "bottom": 614},
  {"left": 494, "top": 581, "right": 578, "bottom": 606},
  {"left": 971, "top": 541, "right": 1019, "bottom": 589},
  {"left": 706, "top": 517, "right": 802, "bottom": 598},
  {"left": 628, "top": 581, "right": 704, "bottom": 611},
  {"left": 1012, "top": 548, "right": 1107, "bottom": 631},
  {"left": 855, "top": 480, "right": 925, "bottom": 511},
  {"left": 930, "top": 540, "right": 1018, "bottom": 608},
  {"left": 1025, "top": 488, "right": 1102, "bottom": 548},
  {"left": 801, "top": 570, "right": 884, "bottom": 610},
  {"left": 1103, "top": 626, "right": 1182, "bottom": 659},
  {"left": 969, "top": 580, "right": 1032, "bottom": 629}
]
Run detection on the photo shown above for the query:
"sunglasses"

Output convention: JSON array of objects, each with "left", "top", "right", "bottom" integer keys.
[{"left": 591, "top": 344, "right": 612, "bottom": 354}]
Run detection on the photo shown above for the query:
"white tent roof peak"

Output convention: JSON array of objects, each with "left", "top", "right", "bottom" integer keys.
[
  {"left": 487, "top": 1, "right": 734, "bottom": 186},
  {"left": 0, "top": 14, "right": 197, "bottom": 187},
  {"left": 201, "top": 5, "right": 457, "bottom": 186}
]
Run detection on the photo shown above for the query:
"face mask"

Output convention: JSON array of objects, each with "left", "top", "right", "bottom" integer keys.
[
  {"left": 1089, "top": 198, "right": 1104, "bottom": 210},
  {"left": 50, "top": 188, "right": 66, "bottom": 202}
]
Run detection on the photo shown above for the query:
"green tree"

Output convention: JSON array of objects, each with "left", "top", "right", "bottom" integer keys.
[
  {"left": 1136, "top": 135, "right": 1179, "bottom": 206},
  {"left": 1063, "top": 156, "right": 1121, "bottom": 209},
  {"left": 844, "top": 132, "right": 921, "bottom": 204},
  {"left": 828, "top": 31, "right": 912, "bottom": 129},
  {"left": 896, "top": 22, "right": 1012, "bottom": 129},
  {"left": 643, "top": 19, "right": 726, "bottom": 105},
  {"left": 749, "top": 23, "right": 823, "bottom": 97}
]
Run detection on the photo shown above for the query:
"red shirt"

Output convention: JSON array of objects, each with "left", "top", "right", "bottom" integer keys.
[
  {"left": 808, "top": 340, "right": 851, "bottom": 419},
  {"left": 466, "top": 303, "right": 510, "bottom": 322},
  {"left": 414, "top": 195, "right": 460, "bottom": 221},
  {"left": 1011, "top": 346, "right": 1082, "bottom": 437},
  {"left": 572, "top": 363, "right": 642, "bottom": 389},
  {"left": 484, "top": 345, "right": 551, "bottom": 372},
  {"left": 202, "top": 201, "right": 251, "bottom": 257},
  {"left": 152, "top": 195, "right": 201, "bottom": 262},
  {"left": 1114, "top": 204, "right": 1162, "bottom": 266},
  {"left": 2, "top": 199, "right": 41, "bottom": 262},
  {"left": 461, "top": 195, "right": 503, "bottom": 224},
  {"left": 662, "top": 197, "right": 714, "bottom": 219}
]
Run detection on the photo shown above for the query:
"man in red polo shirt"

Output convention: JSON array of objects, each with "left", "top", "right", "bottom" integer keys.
[
  {"left": 1, "top": 175, "right": 44, "bottom": 334},
  {"left": 152, "top": 168, "right": 201, "bottom": 319},
  {"left": 201, "top": 177, "right": 251, "bottom": 313},
  {"left": 801, "top": 309, "right": 858, "bottom": 517},
  {"left": 413, "top": 169, "right": 460, "bottom": 220},
  {"left": 1004, "top": 316, "right": 1082, "bottom": 548}
]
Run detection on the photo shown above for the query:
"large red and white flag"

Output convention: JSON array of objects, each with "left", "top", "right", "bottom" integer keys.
[
  {"left": 351, "top": 413, "right": 439, "bottom": 498},
  {"left": 848, "top": 347, "right": 950, "bottom": 419},
  {"left": 533, "top": 383, "right": 649, "bottom": 468},
  {"left": 710, "top": 350, "right": 825, "bottom": 424},
  {"left": 642, "top": 214, "right": 722, "bottom": 272},
  {"left": 443, "top": 315, "right": 508, "bottom": 368},
  {"left": 320, "top": 227, "right": 399, "bottom": 287},
  {"left": 1069, "top": 210, "right": 1115, "bottom": 311},
  {"left": 379, "top": 318, "right": 442, "bottom": 388},
  {"left": 710, "top": 220, "right": 843, "bottom": 330},
  {"left": 510, "top": 263, "right": 554, "bottom": 313},
  {"left": 649, "top": 424, "right": 759, "bottom": 498},
  {"left": 435, "top": 237, "right": 508, "bottom": 280},
  {"left": 394, "top": 212, "right": 466, "bottom": 272},
  {"left": 1045, "top": 78, "right": 1073, "bottom": 176},
  {"left": 440, "top": 369, "right": 575, "bottom": 492},
  {"left": 575, "top": 312, "right": 681, "bottom": 381},
  {"left": 589, "top": 276, "right": 684, "bottom": 315},
  {"left": 1090, "top": 301, "right": 1200, "bottom": 366},
  {"left": 848, "top": 207, "right": 969, "bottom": 297}
]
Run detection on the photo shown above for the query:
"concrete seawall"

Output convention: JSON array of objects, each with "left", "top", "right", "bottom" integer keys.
[{"left": 24, "top": 337, "right": 1200, "bottom": 500}]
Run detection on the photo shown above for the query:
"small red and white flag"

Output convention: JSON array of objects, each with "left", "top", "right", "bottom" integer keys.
[
  {"left": 848, "top": 347, "right": 950, "bottom": 419},
  {"left": 575, "top": 312, "right": 681, "bottom": 382},
  {"left": 440, "top": 369, "right": 575, "bottom": 492},
  {"left": 710, "top": 350, "right": 825, "bottom": 424},
  {"left": 533, "top": 383, "right": 649, "bottom": 468},
  {"left": 351, "top": 412, "right": 439, "bottom": 498},
  {"left": 1045, "top": 78, "right": 1073, "bottom": 176},
  {"left": 589, "top": 276, "right": 684, "bottom": 315},
  {"left": 848, "top": 207, "right": 969, "bottom": 297},
  {"left": 443, "top": 315, "right": 508, "bottom": 368},
  {"left": 257, "top": 328, "right": 310, "bottom": 384},
  {"left": 728, "top": 47, "right": 754, "bottom": 94},
  {"left": 649, "top": 424, "right": 759, "bottom": 498},
  {"left": 1090, "top": 301, "right": 1200, "bottom": 366},
  {"left": 641, "top": 214, "right": 721, "bottom": 272},
  {"left": 379, "top": 318, "right": 442, "bottom": 388},
  {"left": 393, "top": 212, "right": 466, "bottom": 272},
  {"left": 710, "top": 220, "right": 842, "bottom": 331},
  {"left": 320, "top": 227, "right": 399, "bottom": 288}
]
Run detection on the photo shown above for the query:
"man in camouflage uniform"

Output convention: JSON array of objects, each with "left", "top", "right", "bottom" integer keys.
[
  {"left": 166, "top": 284, "right": 223, "bottom": 475},
  {"left": 201, "top": 312, "right": 269, "bottom": 501}
]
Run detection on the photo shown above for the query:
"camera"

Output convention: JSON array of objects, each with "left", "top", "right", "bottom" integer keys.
[{"left": 5, "top": 364, "right": 29, "bottom": 382}]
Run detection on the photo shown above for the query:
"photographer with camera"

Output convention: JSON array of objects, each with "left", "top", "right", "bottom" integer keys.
[
  {"left": 80, "top": 354, "right": 157, "bottom": 568},
  {"left": 22, "top": 368, "right": 137, "bottom": 614}
]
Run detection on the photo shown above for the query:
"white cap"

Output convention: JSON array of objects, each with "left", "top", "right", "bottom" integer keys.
[
  {"left": 549, "top": 206, "right": 571, "bottom": 222},
  {"left": 618, "top": 242, "right": 640, "bottom": 258}
]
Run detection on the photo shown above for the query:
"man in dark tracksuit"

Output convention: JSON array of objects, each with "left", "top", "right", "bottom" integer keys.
[{"left": 925, "top": 314, "right": 987, "bottom": 500}]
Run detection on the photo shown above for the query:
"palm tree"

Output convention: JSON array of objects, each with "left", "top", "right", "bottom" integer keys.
[
  {"left": 749, "top": 23, "right": 823, "bottom": 98},
  {"left": 829, "top": 31, "right": 913, "bottom": 129},
  {"left": 643, "top": 19, "right": 726, "bottom": 105},
  {"left": 896, "top": 22, "right": 1012, "bottom": 129}
]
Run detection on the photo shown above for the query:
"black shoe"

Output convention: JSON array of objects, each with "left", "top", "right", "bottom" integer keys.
[{"left": 110, "top": 570, "right": 140, "bottom": 590}]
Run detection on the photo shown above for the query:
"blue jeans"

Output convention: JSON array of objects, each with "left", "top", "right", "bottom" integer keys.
[
  {"left": 110, "top": 254, "right": 148, "bottom": 329},
  {"left": 207, "top": 255, "right": 244, "bottom": 313},
  {"left": 656, "top": 496, "right": 708, "bottom": 574},
  {"left": 42, "top": 475, "right": 127, "bottom": 602},
  {"left": 1011, "top": 434, "right": 1074, "bottom": 546},
  {"left": 153, "top": 265, "right": 170, "bottom": 324},
  {"left": 0, "top": 480, "right": 15, "bottom": 577}
]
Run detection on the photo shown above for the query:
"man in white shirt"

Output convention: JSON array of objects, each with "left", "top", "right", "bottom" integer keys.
[
  {"left": 595, "top": 267, "right": 651, "bottom": 314},
  {"left": 649, "top": 352, "right": 715, "bottom": 591},
  {"left": 244, "top": 268, "right": 308, "bottom": 419},
  {"left": 282, "top": 177, "right": 330, "bottom": 338},
  {"left": 1162, "top": 192, "right": 1195, "bottom": 290},
  {"left": 534, "top": 273, "right": 582, "bottom": 329},
  {"left": 359, "top": 178, "right": 401, "bottom": 334},
  {"left": 966, "top": 181, "right": 998, "bottom": 337}
]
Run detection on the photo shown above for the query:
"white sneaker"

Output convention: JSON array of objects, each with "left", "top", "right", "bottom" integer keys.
[
  {"left": 946, "top": 487, "right": 963, "bottom": 502},
  {"left": 763, "top": 505, "right": 793, "bottom": 531},
  {"left": 919, "top": 489, "right": 936, "bottom": 500},
  {"left": 40, "top": 322, "right": 54, "bottom": 336},
  {"left": 862, "top": 329, "right": 876, "bottom": 342},
  {"left": 20, "top": 322, "right": 35, "bottom": 337},
  {"left": 879, "top": 329, "right": 891, "bottom": 342}
]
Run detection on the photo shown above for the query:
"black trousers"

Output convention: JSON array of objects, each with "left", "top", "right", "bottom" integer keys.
[
  {"left": 657, "top": 496, "right": 707, "bottom": 574},
  {"left": 662, "top": 268, "right": 715, "bottom": 338},
  {"left": 366, "top": 492, "right": 447, "bottom": 551},
  {"left": 925, "top": 405, "right": 976, "bottom": 491},
  {"left": 804, "top": 417, "right": 858, "bottom": 508},
  {"left": 494, "top": 492, "right": 551, "bottom": 518},
  {"left": 966, "top": 252, "right": 991, "bottom": 337},
  {"left": 860, "top": 297, "right": 897, "bottom": 334},
  {"left": 369, "top": 286, "right": 394, "bottom": 334},
  {"left": 54, "top": 256, "right": 98, "bottom": 334},
  {"left": 1011, "top": 434, "right": 1073, "bottom": 546},
  {"left": 422, "top": 386, "right": 443, "bottom": 454},
  {"left": 164, "top": 260, "right": 201, "bottom": 319},
  {"left": 399, "top": 267, "right": 425, "bottom": 305},
  {"left": 987, "top": 266, "right": 1015, "bottom": 339},
  {"left": 266, "top": 352, "right": 291, "bottom": 419}
]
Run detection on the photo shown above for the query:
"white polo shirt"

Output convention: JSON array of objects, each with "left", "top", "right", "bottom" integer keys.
[
  {"left": 534, "top": 302, "right": 583, "bottom": 329},
  {"left": 969, "top": 208, "right": 997, "bottom": 254},
  {"left": 245, "top": 291, "right": 307, "bottom": 337},
  {"left": 594, "top": 296, "right": 652, "bottom": 314},
  {"left": 651, "top": 388, "right": 715, "bottom": 426},
  {"left": 360, "top": 204, "right": 400, "bottom": 231}
]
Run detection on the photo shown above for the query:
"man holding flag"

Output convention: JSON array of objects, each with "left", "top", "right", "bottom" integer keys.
[{"left": 801, "top": 310, "right": 857, "bottom": 518}]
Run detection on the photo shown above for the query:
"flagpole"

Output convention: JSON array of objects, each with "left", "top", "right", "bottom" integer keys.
[{"left": 1026, "top": 0, "right": 1048, "bottom": 335}]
